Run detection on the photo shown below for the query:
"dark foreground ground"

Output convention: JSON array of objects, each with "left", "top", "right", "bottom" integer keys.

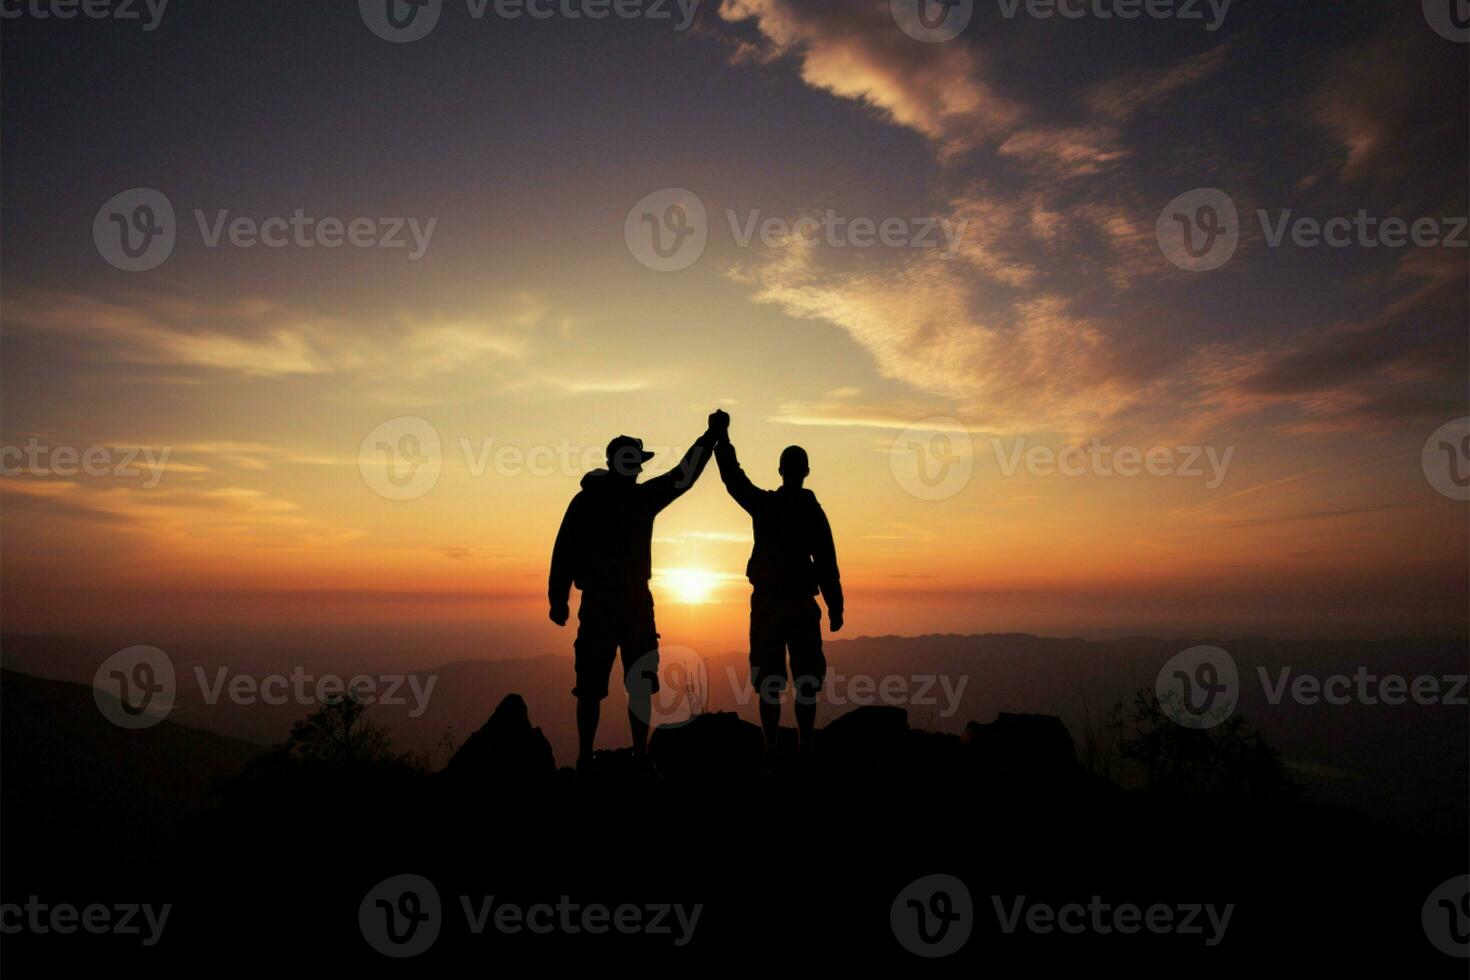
[{"left": 1, "top": 670, "right": 1465, "bottom": 974}]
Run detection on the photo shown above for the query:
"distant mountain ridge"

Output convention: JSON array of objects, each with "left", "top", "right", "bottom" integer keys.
[{"left": 2, "top": 630, "right": 1464, "bottom": 834}]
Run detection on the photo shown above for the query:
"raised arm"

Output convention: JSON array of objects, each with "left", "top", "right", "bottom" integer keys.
[
  {"left": 642, "top": 410, "right": 728, "bottom": 513},
  {"left": 811, "top": 501, "right": 844, "bottom": 631},
  {"left": 714, "top": 438, "right": 762, "bottom": 515}
]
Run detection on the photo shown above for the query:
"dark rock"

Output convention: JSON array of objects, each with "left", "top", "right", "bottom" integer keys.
[
  {"left": 820, "top": 705, "right": 909, "bottom": 754},
  {"left": 963, "top": 712, "right": 1078, "bottom": 777},
  {"left": 442, "top": 693, "right": 556, "bottom": 784},
  {"left": 575, "top": 746, "right": 660, "bottom": 786},
  {"left": 649, "top": 711, "right": 763, "bottom": 782}
]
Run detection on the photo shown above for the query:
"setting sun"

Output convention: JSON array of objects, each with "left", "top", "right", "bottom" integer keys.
[{"left": 655, "top": 567, "right": 726, "bottom": 605}]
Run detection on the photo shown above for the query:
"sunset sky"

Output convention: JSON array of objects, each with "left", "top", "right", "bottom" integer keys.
[{"left": 2, "top": 0, "right": 1466, "bottom": 660}]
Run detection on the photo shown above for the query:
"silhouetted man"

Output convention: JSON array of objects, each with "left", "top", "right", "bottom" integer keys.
[
  {"left": 714, "top": 429, "right": 843, "bottom": 754},
  {"left": 549, "top": 411, "right": 727, "bottom": 771}
]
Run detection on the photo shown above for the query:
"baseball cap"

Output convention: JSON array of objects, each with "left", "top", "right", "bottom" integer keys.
[{"left": 606, "top": 435, "right": 656, "bottom": 474}]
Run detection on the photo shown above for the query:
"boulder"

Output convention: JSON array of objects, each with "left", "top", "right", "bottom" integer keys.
[
  {"left": 962, "top": 712, "right": 1078, "bottom": 778},
  {"left": 649, "top": 712, "right": 763, "bottom": 782},
  {"left": 442, "top": 694, "right": 555, "bottom": 784},
  {"left": 820, "top": 705, "right": 909, "bottom": 754}
]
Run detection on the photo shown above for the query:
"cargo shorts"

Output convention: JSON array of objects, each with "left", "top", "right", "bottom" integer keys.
[{"left": 572, "top": 586, "right": 661, "bottom": 702}]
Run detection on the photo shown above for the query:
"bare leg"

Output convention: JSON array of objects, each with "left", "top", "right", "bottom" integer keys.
[
  {"left": 759, "top": 689, "right": 782, "bottom": 753},
  {"left": 627, "top": 688, "right": 651, "bottom": 755},
  {"left": 576, "top": 696, "right": 600, "bottom": 766},
  {"left": 794, "top": 690, "right": 817, "bottom": 748}
]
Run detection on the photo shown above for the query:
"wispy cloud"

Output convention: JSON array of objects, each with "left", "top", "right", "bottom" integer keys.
[
  {"left": 1, "top": 474, "right": 362, "bottom": 549},
  {"left": 715, "top": 3, "right": 1465, "bottom": 440},
  {"left": 1088, "top": 45, "right": 1232, "bottom": 122},
  {"left": 1, "top": 289, "right": 628, "bottom": 407},
  {"left": 717, "top": 0, "right": 1022, "bottom": 160}
]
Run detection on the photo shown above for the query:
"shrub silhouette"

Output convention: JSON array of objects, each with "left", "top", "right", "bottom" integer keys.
[
  {"left": 283, "top": 692, "right": 413, "bottom": 766},
  {"left": 219, "top": 691, "right": 431, "bottom": 808},
  {"left": 1111, "top": 688, "right": 1296, "bottom": 800}
]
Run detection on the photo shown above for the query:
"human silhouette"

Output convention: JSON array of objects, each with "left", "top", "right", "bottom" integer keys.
[
  {"left": 714, "top": 427, "right": 843, "bottom": 754},
  {"left": 549, "top": 411, "right": 728, "bottom": 770}
]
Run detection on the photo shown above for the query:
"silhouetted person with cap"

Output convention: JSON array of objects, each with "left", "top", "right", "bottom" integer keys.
[
  {"left": 549, "top": 410, "right": 728, "bottom": 771},
  {"left": 714, "top": 427, "right": 843, "bottom": 754}
]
